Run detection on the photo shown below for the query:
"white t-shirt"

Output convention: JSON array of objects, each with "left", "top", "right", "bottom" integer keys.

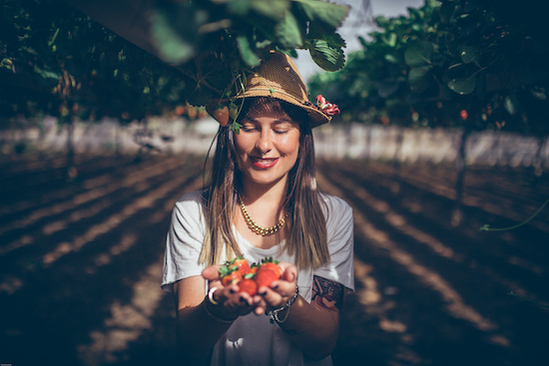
[{"left": 162, "top": 190, "right": 355, "bottom": 366}]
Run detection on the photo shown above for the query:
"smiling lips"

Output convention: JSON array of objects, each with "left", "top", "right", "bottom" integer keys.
[{"left": 251, "top": 156, "right": 279, "bottom": 169}]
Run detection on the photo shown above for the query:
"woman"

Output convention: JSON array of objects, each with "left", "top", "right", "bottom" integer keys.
[{"left": 161, "top": 51, "right": 354, "bottom": 366}]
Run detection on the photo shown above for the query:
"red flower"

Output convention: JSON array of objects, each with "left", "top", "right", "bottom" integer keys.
[{"left": 315, "top": 95, "right": 340, "bottom": 117}]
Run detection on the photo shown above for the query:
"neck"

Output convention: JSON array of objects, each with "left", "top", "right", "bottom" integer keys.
[{"left": 240, "top": 177, "right": 288, "bottom": 208}]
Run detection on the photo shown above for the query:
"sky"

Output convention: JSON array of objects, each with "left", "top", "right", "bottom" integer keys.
[{"left": 295, "top": 0, "right": 425, "bottom": 81}]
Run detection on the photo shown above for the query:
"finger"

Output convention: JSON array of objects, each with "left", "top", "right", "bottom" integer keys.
[
  {"left": 259, "top": 286, "right": 285, "bottom": 308},
  {"left": 279, "top": 264, "right": 298, "bottom": 283},
  {"left": 254, "top": 305, "right": 266, "bottom": 315},
  {"left": 202, "top": 265, "right": 222, "bottom": 281}
]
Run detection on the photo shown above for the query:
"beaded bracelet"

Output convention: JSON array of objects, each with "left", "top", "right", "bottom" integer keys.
[{"left": 266, "top": 285, "right": 299, "bottom": 324}]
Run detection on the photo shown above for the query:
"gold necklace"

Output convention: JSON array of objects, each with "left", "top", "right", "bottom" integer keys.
[{"left": 240, "top": 201, "right": 289, "bottom": 236}]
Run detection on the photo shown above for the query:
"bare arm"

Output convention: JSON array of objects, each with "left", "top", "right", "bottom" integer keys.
[
  {"left": 257, "top": 264, "right": 346, "bottom": 360},
  {"left": 173, "top": 269, "right": 260, "bottom": 359}
]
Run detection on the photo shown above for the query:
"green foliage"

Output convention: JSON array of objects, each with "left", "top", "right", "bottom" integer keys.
[
  {"left": 149, "top": 0, "right": 350, "bottom": 101},
  {"left": 1, "top": 0, "right": 189, "bottom": 123},
  {"left": 309, "top": 0, "right": 549, "bottom": 137},
  {"left": 0, "top": 0, "right": 350, "bottom": 123}
]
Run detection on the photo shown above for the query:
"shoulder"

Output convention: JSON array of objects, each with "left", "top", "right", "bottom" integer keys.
[
  {"left": 172, "top": 190, "right": 207, "bottom": 221},
  {"left": 174, "top": 190, "right": 205, "bottom": 210},
  {"left": 320, "top": 193, "right": 353, "bottom": 224}
]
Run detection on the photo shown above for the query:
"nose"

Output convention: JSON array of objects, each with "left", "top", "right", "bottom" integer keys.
[{"left": 256, "top": 129, "right": 272, "bottom": 154}]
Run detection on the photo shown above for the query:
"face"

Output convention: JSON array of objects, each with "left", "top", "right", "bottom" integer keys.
[{"left": 234, "top": 110, "right": 300, "bottom": 190}]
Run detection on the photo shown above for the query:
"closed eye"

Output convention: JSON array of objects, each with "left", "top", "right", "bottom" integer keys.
[{"left": 240, "top": 123, "right": 258, "bottom": 132}]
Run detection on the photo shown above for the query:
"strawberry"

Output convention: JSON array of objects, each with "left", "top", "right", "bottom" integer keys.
[
  {"left": 238, "top": 275, "right": 258, "bottom": 296},
  {"left": 226, "top": 256, "right": 251, "bottom": 276},
  {"left": 254, "top": 257, "right": 281, "bottom": 288},
  {"left": 219, "top": 263, "right": 242, "bottom": 286},
  {"left": 213, "top": 106, "right": 229, "bottom": 127}
]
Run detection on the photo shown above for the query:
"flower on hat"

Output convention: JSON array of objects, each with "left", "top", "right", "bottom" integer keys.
[{"left": 315, "top": 95, "right": 340, "bottom": 117}]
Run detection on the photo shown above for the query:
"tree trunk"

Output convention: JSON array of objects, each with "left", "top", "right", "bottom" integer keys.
[
  {"left": 65, "top": 119, "right": 76, "bottom": 181},
  {"left": 452, "top": 128, "right": 468, "bottom": 226},
  {"left": 391, "top": 127, "right": 404, "bottom": 195},
  {"left": 364, "top": 124, "right": 372, "bottom": 161}
]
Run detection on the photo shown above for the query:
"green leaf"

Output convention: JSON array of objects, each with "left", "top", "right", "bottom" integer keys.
[
  {"left": 34, "top": 65, "right": 59, "bottom": 88},
  {"left": 321, "top": 32, "right": 346, "bottom": 48},
  {"left": 295, "top": 0, "right": 350, "bottom": 28},
  {"left": 150, "top": 9, "right": 194, "bottom": 64},
  {"left": 405, "top": 41, "right": 434, "bottom": 67},
  {"left": 1, "top": 58, "right": 13, "bottom": 69},
  {"left": 445, "top": 63, "right": 477, "bottom": 95},
  {"left": 382, "top": 32, "right": 397, "bottom": 47},
  {"left": 236, "top": 36, "right": 261, "bottom": 67},
  {"left": 439, "top": 1, "right": 456, "bottom": 23},
  {"left": 306, "top": 22, "right": 346, "bottom": 48},
  {"left": 459, "top": 45, "right": 478, "bottom": 64},
  {"left": 408, "top": 66, "right": 432, "bottom": 93},
  {"left": 275, "top": 10, "right": 303, "bottom": 48},
  {"left": 308, "top": 39, "right": 345, "bottom": 72},
  {"left": 250, "top": 0, "right": 290, "bottom": 21},
  {"left": 378, "top": 81, "right": 400, "bottom": 98},
  {"left": 504, "top": 95, "right": 519, "bottom": 115},
  {"left": 226, "top": 0, "right": 253, "bottom": 15},
  {"left": 375, "top": 15, "right": 389, "bottom": 29},
  {"left": 384, "top": 54, "right": 399, "bottom": 64},
  {"left": 187, "top": 84, "right": 213, "bottom": 107},
  {"left": 408, "top": 8, "right": 424, "bottom": 20}
]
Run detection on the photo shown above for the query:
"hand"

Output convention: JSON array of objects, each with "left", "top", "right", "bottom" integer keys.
[
  {"left": 253, "top": 262, "right": 298, "bottom": 315},
  {"left": 202, "top": 265, "right": 261, "bottom": 318}
]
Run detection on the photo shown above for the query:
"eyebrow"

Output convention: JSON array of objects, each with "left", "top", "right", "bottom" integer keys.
[{"left": 242, "top": 116, "right": 295, "bottom": 125}]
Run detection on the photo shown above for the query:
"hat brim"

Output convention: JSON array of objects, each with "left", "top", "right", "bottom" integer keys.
[{"left": 207, "top": 92, "right": 331, "bottom": 129}]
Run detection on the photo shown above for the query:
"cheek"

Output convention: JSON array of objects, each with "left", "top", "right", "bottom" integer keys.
[
  {"left": 279, "top": 134, "right": 300, "bottom": 157},
  {"left": 234, "top": 135, "right": 251, "bottom": 156}
]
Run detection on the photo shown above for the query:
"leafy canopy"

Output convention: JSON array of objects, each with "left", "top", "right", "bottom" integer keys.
[
  {"left": 1, "top": 0, "right": 350, "bottom": 123},
  {"left": 309, "top": 0, "right": 549, "bottom": 137}
]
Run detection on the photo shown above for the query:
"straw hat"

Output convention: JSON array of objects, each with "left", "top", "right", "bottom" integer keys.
[{"left": 209, "top": 51, "right": 339, "bottom": 128}]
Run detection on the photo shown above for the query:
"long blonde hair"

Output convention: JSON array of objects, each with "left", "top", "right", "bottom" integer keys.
[{"left": 199, "top": 97, "right": 329, "bottom": 268}]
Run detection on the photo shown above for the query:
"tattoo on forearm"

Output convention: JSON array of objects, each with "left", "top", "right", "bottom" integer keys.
[{"left": 312, "top": 276, "right": 345, "bottom": 311}]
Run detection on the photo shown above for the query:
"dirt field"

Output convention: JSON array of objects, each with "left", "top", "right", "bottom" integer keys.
[{"left": 1, "top": 152, "right": 548, "bottom": 366}]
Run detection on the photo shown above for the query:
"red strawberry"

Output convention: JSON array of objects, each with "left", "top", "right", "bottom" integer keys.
[
  {"left": 254, "top": 257, "right": 281, "bottom": 288},
  {"left": 238, "top": 276, "right": 258, "bottom": 296},
  {"left": 219, "top": 264, "right": 242, "bottom": 286},
  {"left": 213, "top": 106, "right": 229, "bottom": 127},
  {"left": 226, "top": 256, "right": 251, "bottom": 276}
]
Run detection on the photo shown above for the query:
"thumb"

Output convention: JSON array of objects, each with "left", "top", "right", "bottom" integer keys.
[
  {"left": 202, "top": 265, "right": 222, "bottom": 281},
  {"left": 280, "top": 264, "right": 298, "bottom": 283}
]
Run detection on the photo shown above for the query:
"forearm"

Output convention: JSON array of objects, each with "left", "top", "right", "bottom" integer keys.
[
  {"left": 176, "top": 300, "right": 234, "bottom": 358},
  {"left": 276, "top": 296, "right": 340, "bottom": 360}
]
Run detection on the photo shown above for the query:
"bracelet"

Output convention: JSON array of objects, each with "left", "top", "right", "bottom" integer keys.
[
  {"left": 208, "top": 286, "right": 219, "bottom": 305},
  {"left": 266, "top": 285, "right": 299, "bottom": 324},
  {"left": 203, "top": 287, "right": 236, "bottom": 323}
]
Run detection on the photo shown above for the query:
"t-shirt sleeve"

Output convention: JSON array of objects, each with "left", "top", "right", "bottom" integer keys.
[
  {"left": 314, "top": 195, "right": 355, "bottom": 293},
  {"left": 161, "top": 191, "right": 207, "bottom": 292}
]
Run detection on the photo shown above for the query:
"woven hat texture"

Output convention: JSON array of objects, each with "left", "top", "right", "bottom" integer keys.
[{"left": 236, "top": 51, "right": 331, "bottom": 128}]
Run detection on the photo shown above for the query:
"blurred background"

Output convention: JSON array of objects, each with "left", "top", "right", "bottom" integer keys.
[{"left": 1, "top": 1, "right": 548, "bottom": 365}]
